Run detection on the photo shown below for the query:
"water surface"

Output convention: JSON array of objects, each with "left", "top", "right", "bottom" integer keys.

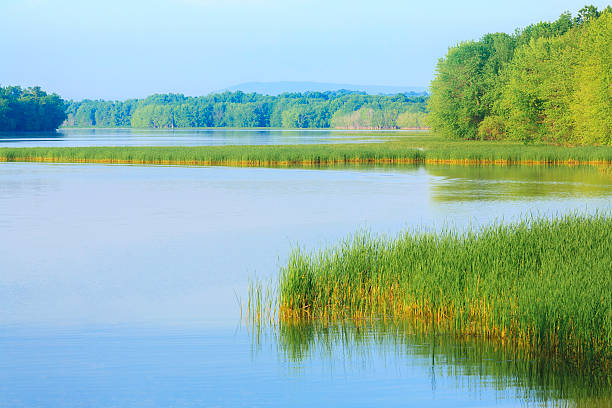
[
  {"left": 0, "top": 128, "right": 417, "bottom": 147},
  {"left": 0, "top": 162, "right": 610, "bottom": 407}
]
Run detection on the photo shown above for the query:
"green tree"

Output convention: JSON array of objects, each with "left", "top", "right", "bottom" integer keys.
[
  {"left": 0, "top": 86, "right": 66, "bottom": 131},
  {"left": 570, "top": 10, "right": 612, "bottom": 144},
  {"left": 428, "top": 6, "right": 611, "bottom": 145}
]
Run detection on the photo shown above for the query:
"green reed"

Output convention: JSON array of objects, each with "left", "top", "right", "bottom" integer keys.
[
  {"left": 1, "top": 134, "right": 612, "bottom": 166},
  {"left": 276, "top": 214, "right": 612, "bottom": 368},
  {"left": 0, "top": 143, "right": 424, "bottom": 165}
]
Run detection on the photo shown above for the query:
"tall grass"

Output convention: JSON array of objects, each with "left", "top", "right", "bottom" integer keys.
[
  {"left": 276, "top": 214, "right": 612, "bottom": 367},
  {"left": 0, "top": 144, "right": 424, "bottom": 166},
  {"left": 1, "top": 136, "right": 612, "bottom": 166}
]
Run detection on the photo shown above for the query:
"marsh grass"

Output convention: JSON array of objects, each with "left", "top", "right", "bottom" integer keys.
[
  {"left": 1, "top": 135, "right": 612, "bottom": 166},
  {"left": 245, "top": 279, "right": 278, "bottom": 328},
  {"left": 272, "top": 214, "right": 611, "bottom": 368}
]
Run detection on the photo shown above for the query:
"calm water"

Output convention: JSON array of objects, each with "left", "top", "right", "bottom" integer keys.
[
  {"left": 0, "top": 128, "right": 419, "bottom": 147},
  {"left": 1, "top": 160, "right": 611, "bottom": 407}
]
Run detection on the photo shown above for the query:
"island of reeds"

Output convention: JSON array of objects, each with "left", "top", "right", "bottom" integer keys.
[
  {"left": 2, "top": 135, "right": 612, "bottom": 167},
  {"left": 250, "top": 214, "right": 611, "bottom": 371}
]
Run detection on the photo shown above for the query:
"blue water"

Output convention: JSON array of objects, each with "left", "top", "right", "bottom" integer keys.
[
  {"left": 0, "top": 128, "right": 420, "bottom": 147},
  {"left": 0, "top": 325, "right": 542, "bottom": 408},
  {"left": 0, "top": 161, "right": 610, "bottom": 407}
]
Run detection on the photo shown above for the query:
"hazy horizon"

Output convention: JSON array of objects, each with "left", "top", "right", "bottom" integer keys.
[{"left": 2, "top": 0, "right": 608, "bottom": 100}]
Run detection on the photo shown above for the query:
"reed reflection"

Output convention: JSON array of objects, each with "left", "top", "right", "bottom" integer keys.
[
  {"left": 428, "top": 165, "right": 612, "bottom": 202},
  {"left": 250, "top": 320, "right": 611, "bottom": 407}
]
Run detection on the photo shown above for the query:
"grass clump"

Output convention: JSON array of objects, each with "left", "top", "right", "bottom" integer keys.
[{"left": 277, "top": 214, "right": 612, "bottom": 367}]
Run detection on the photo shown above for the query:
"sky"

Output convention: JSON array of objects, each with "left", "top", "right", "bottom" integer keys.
[{"left": 1, "top": 0, "right": 608, "bottom": 100}]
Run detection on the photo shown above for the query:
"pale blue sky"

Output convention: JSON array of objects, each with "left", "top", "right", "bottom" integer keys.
[{"left": 1, "top": 0, "right": 608, "bottom": 100}]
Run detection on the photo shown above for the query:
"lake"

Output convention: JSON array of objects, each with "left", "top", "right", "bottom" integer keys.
[
  {"left": 0, "top": 128, "right": 419, "bottom": 147},
  {"left": 0, "top": 131, "right": 611, "bottom": 407}
]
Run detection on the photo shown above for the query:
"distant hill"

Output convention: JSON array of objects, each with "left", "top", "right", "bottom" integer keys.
[{"left": 220, "top": 81, "right": 427, "bottom": 96}]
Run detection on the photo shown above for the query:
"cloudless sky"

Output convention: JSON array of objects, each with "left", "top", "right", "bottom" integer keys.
[{"left": 1, "top": 0, "right": 608, "bottom": 100}]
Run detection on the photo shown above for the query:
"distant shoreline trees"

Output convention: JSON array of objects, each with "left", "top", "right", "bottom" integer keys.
[
  {"left": 0, "top": 86, "right": 66, "bottom": 132},
  {"left": 428, "top": 6, "right": 611, "bottom": 145},
  {"left": 63, "top": 91, "right": 429, "bottom": 130}
]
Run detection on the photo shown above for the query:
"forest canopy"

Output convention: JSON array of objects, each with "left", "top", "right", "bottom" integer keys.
[
  {"left": 428, "top": 6, "right": 612, "bottom": 145},
  {"left": 0, "top": 86, "right": 66, "bottom": 132},
  {"left": 63, "top": 91, "right": 428, "bottom": 130}
]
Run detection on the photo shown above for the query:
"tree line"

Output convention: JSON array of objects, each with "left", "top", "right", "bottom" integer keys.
[
  {"left": 63, "top": 91, "right": 428, "bottom": 129},
  {"left": 428, "top": 6, "right": 612, "bottom": 145},
  {"left": 0, "top": 86, "right": 66, "bottom": 131}
]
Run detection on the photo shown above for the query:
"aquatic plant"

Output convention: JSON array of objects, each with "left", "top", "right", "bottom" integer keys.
[
  {"left": 0, "top": 142, "right": 424, "bottom": 166},
  {"left": 275, "top": 214, "right": 612, "bottom": 368},
  {"left": 1, "top": 134, "right": 612, "bottom": 166}
]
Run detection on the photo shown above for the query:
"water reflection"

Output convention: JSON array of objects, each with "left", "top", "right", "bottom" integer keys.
[
  {"left": 253, "top": 320, "right": 611, "bottom": 407},
  {"left": 428, "top": 165, "right": 612, "bottom": 201},
  {"left": 0, "top": 131, "right": 64, "bottom": 144},
  {"left": 0, "top": 163, "right": 610, "bottom": 326},
  {"left": 1, "top": 162, "right": 611, "bottom": 407},
  {"left": 276, "top": 163, "right": 612, "bottom": 202},
  {"left": 0, "top": 128, "right": 414, "bottom": 147}
]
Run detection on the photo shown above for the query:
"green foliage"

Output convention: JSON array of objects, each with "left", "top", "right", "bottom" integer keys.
[
  {"left": 570, "top": 10, "right": 612, "bottom": 145},
  {"left": 429, "top": 7, "right": 612, "bottom": 145},
  {"left": 428, "top": 33, "right": 516, "bottom": 139},
  {"left": 0, "top": 86, "right": 66, "bottom": 131},
  {"left": 477, "top": 115, "right": 505, "bottom": 140},
  {"left": 396, "top": 111, "right": 428, "bottom": 128},
  {"left": 63, "top": 91, "right": 428, "bottom": 129},
  {"left": 495, "top": 32, "right": 577, "bottom": 143}
]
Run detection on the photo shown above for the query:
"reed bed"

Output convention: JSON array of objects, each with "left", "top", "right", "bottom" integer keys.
[
  {"left": 0, "top": 144, "right": 424, "bottom": 166},
  {"left": 275, "top": 214, "right": 612, "bottom": 368},
  {"left": 1, "top": 137, "right": 612, "bottom": 166}
]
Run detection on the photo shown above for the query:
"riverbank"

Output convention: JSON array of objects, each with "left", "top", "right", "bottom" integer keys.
[
  {"left": 262, "top": 214, "right": 611, "bottom": 369},
  {"left": 1, "top": 136, "right": 612, "bottom": 167}
]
